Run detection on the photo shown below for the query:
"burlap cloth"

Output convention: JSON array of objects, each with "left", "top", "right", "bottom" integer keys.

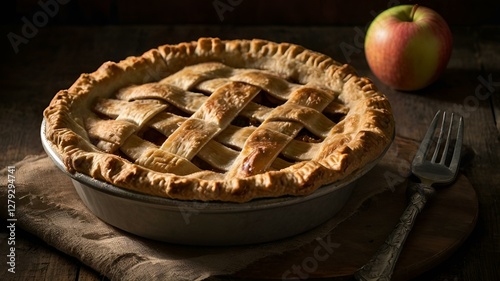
[{"left": 0, "top": 137, "right": 415, "bottom": 281}]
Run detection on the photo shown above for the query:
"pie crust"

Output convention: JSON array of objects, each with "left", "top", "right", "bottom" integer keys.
[{"left": 43, "top": 38, "right": 395, "bottom": 203}]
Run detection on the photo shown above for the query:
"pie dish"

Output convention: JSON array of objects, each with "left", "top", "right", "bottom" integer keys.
[
  {"left": 41, "top": 123, "right": 385, "bottom": 245},
  {"left": 43, "top": 37, "right": 394, "bottom": 203}
]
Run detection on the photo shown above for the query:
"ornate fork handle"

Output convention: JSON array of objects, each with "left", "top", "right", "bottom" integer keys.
[{"left": 354, "top": 183, "right": 435, "bottom": 281}]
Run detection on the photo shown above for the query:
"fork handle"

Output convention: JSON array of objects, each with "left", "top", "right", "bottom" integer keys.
[{"left": 354, "top": 183, "right": 433, "bottom": 281}]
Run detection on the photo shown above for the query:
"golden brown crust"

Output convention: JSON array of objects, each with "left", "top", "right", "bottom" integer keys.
[{"left": 43, "top": 38, "right": 395, "bottom": 203}]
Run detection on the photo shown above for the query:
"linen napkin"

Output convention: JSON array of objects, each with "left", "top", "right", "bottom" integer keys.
[{"left": 0, "top": 137, "right": 415, "bottom": 281}]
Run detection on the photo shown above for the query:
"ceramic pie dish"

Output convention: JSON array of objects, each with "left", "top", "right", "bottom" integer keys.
[
  {"left": 41, "top": 38, "right": 394, "bottom": 245},
  {"left": 41, "top": 120, "right": 388, "bottom": 245}
]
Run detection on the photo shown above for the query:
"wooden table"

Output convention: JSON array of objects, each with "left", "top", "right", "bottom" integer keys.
[{"left": 1, "top": 24, "right": 499, "bottom": 280}]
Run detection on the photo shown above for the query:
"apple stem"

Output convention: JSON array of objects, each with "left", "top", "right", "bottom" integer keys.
[{"left": 410, "top": 4, "right": 419, "bottom": 20}]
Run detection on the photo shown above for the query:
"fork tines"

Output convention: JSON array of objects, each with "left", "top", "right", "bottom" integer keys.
[{"left": 414, "top": 110, "right": 464, "bottom": 169}]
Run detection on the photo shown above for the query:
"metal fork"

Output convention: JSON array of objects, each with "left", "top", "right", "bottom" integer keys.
[{"left": 354, "top": 111, "right": 464, "bottom": 281}]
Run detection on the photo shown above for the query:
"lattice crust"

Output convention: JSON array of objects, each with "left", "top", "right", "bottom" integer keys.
[{"left": 43, "top": 38, "right": 395, "bottom": 203}]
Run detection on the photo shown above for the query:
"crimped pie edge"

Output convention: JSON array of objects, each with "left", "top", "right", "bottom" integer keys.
[{"left": 43, "top": 37, "right": 395, "bottom": 203}]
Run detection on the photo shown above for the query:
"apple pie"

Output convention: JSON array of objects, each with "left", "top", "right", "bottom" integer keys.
[{"left": 43, "top": 38, "right": 394, "bottom": 203}]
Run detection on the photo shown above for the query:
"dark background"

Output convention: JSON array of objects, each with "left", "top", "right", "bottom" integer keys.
[{"left": 3, "top": 0, "right": 500, "bottom": 26}]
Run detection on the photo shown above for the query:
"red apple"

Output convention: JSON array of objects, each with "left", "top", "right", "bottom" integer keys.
[{"left": 364, "top": 4, "right": 453, "bottom": 91}]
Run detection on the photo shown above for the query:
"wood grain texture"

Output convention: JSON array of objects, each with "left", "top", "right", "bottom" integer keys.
[
  {"left": 0, "top": 25, "right": 499, "bottom": 280},
  {"left": 234, "top": 138, "right": 478, "bottom": 280},
  {"left": 477, "top": 26, "right": 500, "bottom": 135}
]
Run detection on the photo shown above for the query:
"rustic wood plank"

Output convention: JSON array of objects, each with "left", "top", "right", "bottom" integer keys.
[
  {"left": 477, "top": 25, "right": 500, "bottom": 135},
  {"left": 236, "top": 164, "right": 478, "bottom": 280},
  {"left": 463, "top": 25, "right": 500, "bottom": 281},
  {"left": 78, "top": 266, "right": 107, "bottom": 281},
  {"left": 454, "top": 25, "right": 500, "bottom": 281}
]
